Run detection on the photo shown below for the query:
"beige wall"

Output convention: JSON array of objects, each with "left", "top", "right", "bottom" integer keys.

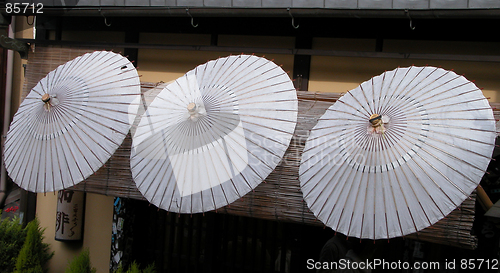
[
  {"left": 37, "top": 193, "right": 114, "bottom": 273},
  {"left": 11, "top": 16, "right": 33, "bottom": 116},
  {"left": 310, "top": 55, "right": 500, "bottom": 100},
  {"left": 137, "top": 33, "right": 295, "bottom": 84},
  {"left": 310, "top": 37, "right": 500, "bottom": 102}
]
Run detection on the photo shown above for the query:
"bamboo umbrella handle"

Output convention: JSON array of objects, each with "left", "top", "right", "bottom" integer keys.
[{"left": 476, "top": 185, "right": 493, "bottom": 211}]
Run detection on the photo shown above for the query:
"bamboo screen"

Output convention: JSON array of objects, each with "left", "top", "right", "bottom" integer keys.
[{"left": 22, "top": 45, "right": 490, "bottom": 249}]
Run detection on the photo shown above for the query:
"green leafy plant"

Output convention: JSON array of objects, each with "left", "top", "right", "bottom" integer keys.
[
  {"left": 0, "top": 215, "right": 27, "bottom": 273},
  {"left": 142, "top": 263, "right": 156, "bottom": 273},
  {"left": 127, "top": 262, "right": 141, "bottom": 273},
  {"left": 14, "top": 217, "right": 54, "bottom": 273},
  {"left": 114, "top": 261, "right": 156, "bottom": 273},
  {"left": 65, "top": 249, "right": 96, "bottom": 273}
]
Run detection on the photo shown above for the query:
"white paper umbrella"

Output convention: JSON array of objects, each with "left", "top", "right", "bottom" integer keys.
[
  {"left": 299, "top": 66, "right": 496, "bottom": 240},
  {"left": 131, "top": 54, "right": 297, "bottom": 213},
  {"left": 3, "top": 51, "right": 140, "bottom": 193}
]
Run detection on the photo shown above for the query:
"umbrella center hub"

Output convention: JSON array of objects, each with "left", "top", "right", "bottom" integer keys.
[
  {"left": 187, "top": 102, "right": 206, "bottom": 122},
  {"left": 41, "top": 93, "right": 51, "bottom": 103},
  {"left": 369, "top": 114, "right": 382, "bottom": 127},
  {"left": 368, "top": 114, "right": 390, "bottom": 134},
  {"left": 187, "top": 102, "right": 197, "bottom": 113},
  {"left": 41, "top": 93, "right": 60, "bottom": 111}
]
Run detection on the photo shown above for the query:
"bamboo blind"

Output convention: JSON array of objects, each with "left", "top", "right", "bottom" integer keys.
[{"left": 21, "top": 45, "right": 487, "bottom": 249}]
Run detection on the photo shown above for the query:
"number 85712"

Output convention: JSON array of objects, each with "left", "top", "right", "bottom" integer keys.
[{"left": 5, "top": 3, "right": 43, "bottom": 14}]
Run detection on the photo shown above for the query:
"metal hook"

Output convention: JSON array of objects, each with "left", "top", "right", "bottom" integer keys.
[
  {"left": 99, "top": 8, "right": 111, "bottom": 27},
  {"left": 186, "top": 8, "right": 198, "bottom": 28},
  {"left": 405, "top": 9, "right": 415, "bottom": 30},
  {"left": 287, "top": 8, "right": 299, "bottom": 29}
]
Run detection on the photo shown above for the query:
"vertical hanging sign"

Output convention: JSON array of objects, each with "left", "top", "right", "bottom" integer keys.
[{"left": 55, "top": 190, "right": 85, "bottom": 241}]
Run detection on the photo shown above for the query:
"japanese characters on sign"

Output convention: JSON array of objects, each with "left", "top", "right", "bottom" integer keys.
[{"left": 55, "top": 190, "right": 84, "bottom": 241}]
